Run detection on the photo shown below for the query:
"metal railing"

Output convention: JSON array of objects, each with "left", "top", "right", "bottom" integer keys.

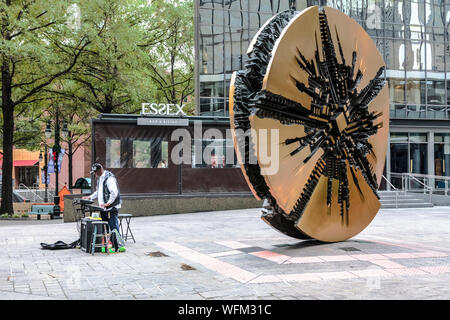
[
  {"left": 15, "top": 183, "right": 57, "bottom": 202},
  {"left": 381, "top": 175, "right": 399, "bottom": 208},
  {"left": 16, "top": 184, "right": 44, "bottom": 202},
  {"left": 388, "top": 172, "right": 437, "bottom": 203}
]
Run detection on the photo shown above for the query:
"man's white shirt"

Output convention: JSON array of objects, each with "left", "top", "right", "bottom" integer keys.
[{"left": 89, "top": 171, "right": 121, "bottom": 210}]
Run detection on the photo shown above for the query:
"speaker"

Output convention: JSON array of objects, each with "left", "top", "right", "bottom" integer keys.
[{"left": 80, "top": 218, "right": 106, "bottom": 253}]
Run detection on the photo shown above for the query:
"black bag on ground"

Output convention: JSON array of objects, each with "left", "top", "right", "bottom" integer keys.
[
  {"left": 40, "top": 239, "right": 79, "bottom": 250},
  {"left": 110, "top": 231, "right": 119, "bottom": 252}
]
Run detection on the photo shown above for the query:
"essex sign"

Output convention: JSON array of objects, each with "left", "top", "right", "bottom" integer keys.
[{"left": 141, "top": 103, "right": 186, "bottom": 116}]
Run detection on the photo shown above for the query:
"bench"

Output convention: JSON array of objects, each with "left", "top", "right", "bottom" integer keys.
[{"left": 29, "top": 205, "right": 54, "bottom": 220}]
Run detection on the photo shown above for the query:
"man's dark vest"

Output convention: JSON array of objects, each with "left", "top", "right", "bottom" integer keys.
[{"left": 97, "top": 171, "right": 121, "bottom": 208}]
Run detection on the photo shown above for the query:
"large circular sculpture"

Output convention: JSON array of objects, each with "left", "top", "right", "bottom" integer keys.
[{"left": 229, "top": 6, "right": 389, "bottom": 242}]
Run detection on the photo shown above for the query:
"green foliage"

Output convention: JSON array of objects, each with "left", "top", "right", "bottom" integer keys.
[
  {"left": 1, "top": 0, "right": 196, "bottom": 213},
  {"left": 47, "top": 0, "right": 158, "bottom": 114},
  {"left": 141, "top": 0, "right": 195, "bottom": 108}
]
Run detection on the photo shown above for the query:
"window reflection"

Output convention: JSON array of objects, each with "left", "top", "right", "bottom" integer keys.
[
  {"left": 390, "top": 132, "right": 428, "bottom": 186},
  {"left": 106, "top": 138, "right": 169, "bottom": 169},
  {"left": 435, "top": 134, "right": 450, "bottom": 181},
  {"left": 191, "top": 139, "right": 239, "bottom": 168},
  {"left": 406, "top": 79, "right": 426, "bottom": 104}
]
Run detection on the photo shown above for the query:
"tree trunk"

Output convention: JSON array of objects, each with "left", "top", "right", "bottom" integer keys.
[
  {"left": 1, "top": 58, "right": 15, "bottom": 215},
  {"left": 68, "top": 138, "right": 73, "bottom": 189}
]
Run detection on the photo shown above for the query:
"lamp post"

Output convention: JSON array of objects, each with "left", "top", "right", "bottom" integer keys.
[{"left": 45, "top": 107, "right": 68, "bottom": 218}]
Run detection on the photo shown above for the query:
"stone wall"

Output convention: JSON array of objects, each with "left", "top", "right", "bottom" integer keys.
[{"left": 63, "top": 193, "right": 262, "bottom": 222}]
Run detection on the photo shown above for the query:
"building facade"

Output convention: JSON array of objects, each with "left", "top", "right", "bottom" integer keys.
[{"left": 195, "top": 0, "right": 450, "bottom": 189}]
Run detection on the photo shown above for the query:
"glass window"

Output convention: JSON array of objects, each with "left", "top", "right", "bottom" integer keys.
[
  {"left": 199, "top": 98, "right": 225, "bottom": 115},
  {"left": 390, "top": 143, "right": 408, "bottom": 187},
  {"left": 447, "top": 80, "right": 450, "bottom": 106},
  {"left": 434, "top": 143, "right": 450, "bottom": 177},
  {"left": 200, "top": 81, "right": 225, "bottom": 98},
  {"left": 225, "top": 9, "right": 246, "bottom": 28},
  {"left": 106, "top": 138, "right": 168, "bottom": 169},
  {"left": 133, "top": 140, "right": 151, "bottom": 168},
  {"left": 409, "top": 133, "right": 428, "bottom": 143},
  {"left": 427, "top": 80, "right": 446, "bottom": 105},
  {"left": 404, "top": 41, "right": 427, "bottom": 71},
  {"left": 410, "top": 143, "right": 427, "bottom": 174},
  {"left": 406, "top": 79, "right": 426, "bottom": 104},
  {"left": 435, "top": 133, "right": 450, "bottom": 179},
  {"left": 106, "top": 138, "right": 121, "bottom": 168},
  {"left": 199, "top": 9, "right": 224, "bottom": 25},
  {"left": 153, "top": 140, "right": 169, "bottom": 168},
  {"left": 227, "top": 0, "right": 244, "bottom": 11},
  {"left": 428, "top": 41, "right": 445, "bottom": 71},
  {"left": 200, "top": 98, "right": 212, "bottom": 114},
  {"left": 435, "top": 133, "right": 450, "bottom": 143},
  {"left": 427, "top": 27, "right": 445, "bottom": 42},
  {"left": 191, "top": 139, "right": 238, "bottom": 168},
  {"left": 385, "top": 39, "right": 405, "bottom": 70},
  {"left": 250, "top": 0, "right": 273, "bottom": 13},
  {"left": 389, "top": 78, "right": 405, "bottom": 104},
  {"left": 200, "top": 0, "right": 225, "bottom": 9},
  {"left": 278, "top": 0, "right": 292, "bottom": 12},
  {"left": 390, "top": 132, "right": 408, "bottom": 143}
]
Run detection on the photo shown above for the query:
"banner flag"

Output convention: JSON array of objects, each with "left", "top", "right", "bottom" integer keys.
[
  {"left": 48, "top": 148, "right": 55, "bottom": 173},
  {"left": 58, "top": 148, "right": 65, "bottom": 172}
]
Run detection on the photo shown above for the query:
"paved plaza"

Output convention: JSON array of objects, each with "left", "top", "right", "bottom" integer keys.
[{"left": 0, "top": 206, "right": 450, "bottom": 300}]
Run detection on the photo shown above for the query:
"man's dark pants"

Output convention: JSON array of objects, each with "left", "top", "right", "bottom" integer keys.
[{"left": 100, "top": 207, "right": 120, "bottom": 232}]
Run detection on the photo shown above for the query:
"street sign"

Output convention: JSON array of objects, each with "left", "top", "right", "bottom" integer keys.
[{"left": 137, "top": 117, "right": 189, "bottom": 126}]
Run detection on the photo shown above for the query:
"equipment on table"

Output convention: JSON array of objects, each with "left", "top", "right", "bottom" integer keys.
[
  {"left": 80, "top": 218, "right": 109, "bottom": 254},
  {"left": 73, "top": 198, "right": 94, "bottom": 236}
]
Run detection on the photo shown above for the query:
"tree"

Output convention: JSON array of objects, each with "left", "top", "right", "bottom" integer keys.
[
  {"left": 1, "top": 0, "right": 196, "bottom": 214},
  {"left": 45, "top": 0, "right": 156, "bottom": 115},
  {"left": 141, "top": 0, "right": 195, "bottom": 114},
  {"left": 41, "top": 87, "right": 94, "bottom": 189},
  {"left": 0, "top": 0, "right": 90, "bottom": 214}
]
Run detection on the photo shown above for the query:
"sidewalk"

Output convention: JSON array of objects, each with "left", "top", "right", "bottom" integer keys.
[{"left": 0, "top": 206, "right": 449, "bottom": 299}]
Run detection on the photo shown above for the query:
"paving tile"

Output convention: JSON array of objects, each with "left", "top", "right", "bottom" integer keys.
[
  {"left": 318, "top": 255, "right": 357, "bottom": 262},
  {"left": 369, "top": 259, "right": 406, "bottom": 269},
  {"left": 250, "top": 251, "right": 291, "bottom": 264},
  {"left": 419, "top": 265, "right": 450, "bottom": 274},
  {"left": 277, "top": 273, "right": 321, "bottom": 282},
  {"left": 382, "top": 252, "right": 417, "bottom": 259},
  {"left": 209, "top": 250, "right": 242, "bottom": 258},
  {"left": 350, "top": 268, "right": 393, "bottom": 277},
  {"left": 2, "top": 207, "right": 450, "bottom": 300},
  {"left": 284, "top": 256, "right": 325, "bottom": 264},
  {"left": 314, "top": 271, "right": 357, "bottom": 280},
  {"left": 350, "top": 254, "right": 389, "bottom": 261},
  {"left": 386, "top": 268, "right": 428, "bottom": 276}
]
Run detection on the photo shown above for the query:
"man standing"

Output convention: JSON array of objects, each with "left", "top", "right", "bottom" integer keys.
[{"left": 83, "top": 163, "right": 121, "bottom": 232}]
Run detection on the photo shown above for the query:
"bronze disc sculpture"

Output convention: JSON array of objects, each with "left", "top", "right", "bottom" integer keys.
[{"left": 229, "top": 6, "right": 389, "bottom": 242}]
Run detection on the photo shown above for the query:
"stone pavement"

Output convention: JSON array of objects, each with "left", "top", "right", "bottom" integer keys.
[{"left": 0, "top": 206, "right": 450, "bottom": 300}]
